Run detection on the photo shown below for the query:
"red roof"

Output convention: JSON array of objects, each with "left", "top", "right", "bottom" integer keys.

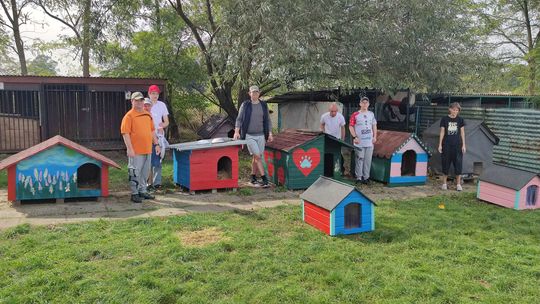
[
  {"left": 0, "top": 135, "right": 121, "bottom": 170},
  {"left": 373, "top": 130, "right": 426, "bottom": 159},
  {"left": 266, "top": 129, "right": 322, "bottom": 151}
]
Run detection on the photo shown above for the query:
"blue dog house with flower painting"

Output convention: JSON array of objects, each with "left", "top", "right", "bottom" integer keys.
[
  {"left": 300, "top": 176, "right": 376, "bottom": 236},
  {"left": 0, "top": 135, "right": 120, "bottom": 202}
]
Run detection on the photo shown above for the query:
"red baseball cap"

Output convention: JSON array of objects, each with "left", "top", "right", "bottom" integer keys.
[{"left": 148, "top": 85, "right": 160, "bottom": 94}]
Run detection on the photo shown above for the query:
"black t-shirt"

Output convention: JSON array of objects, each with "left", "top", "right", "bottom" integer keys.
[{"left": 440, "top": 115, "right": 465, "bottom": 146}]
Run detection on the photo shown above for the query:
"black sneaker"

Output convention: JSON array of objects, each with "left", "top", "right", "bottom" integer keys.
[
  {"left": 139, "top": 192, "right": 155, "bottom": 200},
  {"left": 131, "top": 194, "right": 143, "bottom": 203},
  {"left": 260, "top": 175, "right": 270, "bottom": 188},
  {"left": 355, "top": 179, "right": 363, "bottom": 185},
  {"left": 363, "top": 179, "right": 370, "bottom": 185},
  {"left": 249, "top": 175, "right": 260, "bottom": 186}
]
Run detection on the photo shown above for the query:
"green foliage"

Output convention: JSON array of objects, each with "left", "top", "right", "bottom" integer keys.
[
  {"left": 27, "top": 54, "right": 58, "bottom": 76},
  {"left": 2, "top": 194, "right": 540, "bottom": 302}
]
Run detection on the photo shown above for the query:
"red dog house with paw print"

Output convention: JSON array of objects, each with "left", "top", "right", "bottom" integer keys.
[{"left": 265, "top": 129, "right": 355, "bottom": 189}]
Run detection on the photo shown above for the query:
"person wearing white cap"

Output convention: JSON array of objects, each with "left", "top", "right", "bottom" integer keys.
[
  {"left": 233, "top": 85, "right": 273, "bottom": 187},
  {"left": 120, "top": 92, "right": 161, "bottom": 203}
]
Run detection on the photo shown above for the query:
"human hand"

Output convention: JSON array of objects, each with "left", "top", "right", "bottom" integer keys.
[
  {"left": 268, "top": 134, "right": 273, "bottom": 142},
  {"left": 462, "top": 145, "right": 466, "bottom": 153},
  {"left": 438, "top": 145, "right": 442, "bottom": 154},
  {"left": 354, "top": 138, "right": 360, "bottom": 145},
  {"left": 127, "top": 148, "right": 135, "bottom": 157},
  {"left": 233, "top": 132, "right": 240, "bottom": 140},
  {"left": 156, "top": 146, "right": 161, "bottom": 155},
  {"left": 372, "top": 137, "right": 377, "bottom": 144}
]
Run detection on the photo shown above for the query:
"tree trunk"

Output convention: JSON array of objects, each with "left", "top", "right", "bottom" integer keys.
[
  {"left": 9, "top": 0, "right": 27, "bottom": 75},
  {"left": 214, "top": 86, "right": 238, "bottom": 119},
  {"left": 82, "top": 0, "right": 91, "bottom": 77},
  {"left": 523, "top": 0, "right": 536, "bottom": 94}
]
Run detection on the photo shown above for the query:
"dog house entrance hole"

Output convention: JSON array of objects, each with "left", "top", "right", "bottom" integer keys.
[
  {"left": 324, "top": 153, "right": 334, "bottom": 177},
  {"left": 217, "top": 156, "right": 232, "bottom": 180},
  {"left": 77, "top": 163, "right": 101, "bottom": 189},
  {"left": 345, "top": 203, "right": 362, "bottom": 229},
  {"left": 401, "top": 150, "right": 416, "bottom": 176}
]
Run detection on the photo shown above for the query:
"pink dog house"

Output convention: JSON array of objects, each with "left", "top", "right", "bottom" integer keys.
[{"left": 477, "top": 164, "right": 539, "bottom": 210}]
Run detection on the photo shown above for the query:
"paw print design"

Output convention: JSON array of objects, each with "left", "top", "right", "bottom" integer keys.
[{"left": 299, "top": 155, "right": 313, "bottom": 169}]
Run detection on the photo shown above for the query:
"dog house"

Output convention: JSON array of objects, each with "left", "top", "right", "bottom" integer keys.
[
  {"left": 197, "top": 114, "right": 235, "bottom": 139},
  {"left": 169, "top": 138, "right": 247, "bottom": 192},
  {"left": 301, "top": 176, "right": 376, "bottom": 236},
  {"left": 422, "top": 119, "right": 499, "bottom": 176},
  {"left": 477, "top": 164, "right": 540, "bottom": 210},
  {"left": 265, "top": 129, "right": 355, "bottom": 189},
  {"left": 0, "top": 135, "right": 120, "bottom": 202},
  {"left": 370, "top": 130, "right": 431, "bottom": 186}
]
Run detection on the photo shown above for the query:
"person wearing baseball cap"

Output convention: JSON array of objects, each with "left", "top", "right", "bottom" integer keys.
[
  {"left": 146, "top": 85, "right": 169, "bottom": 190},
  {"left": 233, "top": 85, "right": 273, "bottom": 188},
  {"left": 120, "top": 92, "right": 161, "bottom": 203}
]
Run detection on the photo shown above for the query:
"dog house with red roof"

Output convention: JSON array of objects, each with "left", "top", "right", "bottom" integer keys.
[
  {"left": 370, "top": 130, "right": 431, "bottom": 186},
  {"left": 0, "top": 135, "right": 120, "bottom": 202},
  {"left": 265, "top": 129, "right": 355, "bottom": 190}
]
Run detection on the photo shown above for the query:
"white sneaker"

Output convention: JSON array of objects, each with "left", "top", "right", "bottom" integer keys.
[
  {"left": 441, "top": 184, "right": 448, "bottom": 190},
  {"left": 456, "top": 184, "right": 463, "bottom": 191}
]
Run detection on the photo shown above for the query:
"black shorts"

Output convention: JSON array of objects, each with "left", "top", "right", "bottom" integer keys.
[{"left": 441, "top": 144, "right": 463, "bottom": 175}]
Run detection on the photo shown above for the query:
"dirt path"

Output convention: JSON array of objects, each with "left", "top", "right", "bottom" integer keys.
[{"left": 0, "top": 177, "right": 475, "bottom": 229}]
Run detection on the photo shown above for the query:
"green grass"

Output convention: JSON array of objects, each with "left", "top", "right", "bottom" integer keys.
[
  {"left": 0, "top": 169, "right": 6, "bottom": 189},
  {"left": 1, "top": 193, "right": 540, "bottom": 303}
]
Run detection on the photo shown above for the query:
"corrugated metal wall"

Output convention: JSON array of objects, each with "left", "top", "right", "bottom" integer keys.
[{"left": 417, "top": 106, "right": 540, "bottom": 173}]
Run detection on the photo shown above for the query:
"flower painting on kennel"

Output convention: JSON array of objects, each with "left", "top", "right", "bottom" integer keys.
[{"left": 0, "top": 135, "right": 120, "bottom": 202}]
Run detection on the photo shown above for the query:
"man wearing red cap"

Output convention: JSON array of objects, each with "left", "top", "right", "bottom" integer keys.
[{"left": 147, "top": 85, "right": 169, "bottom": 190}]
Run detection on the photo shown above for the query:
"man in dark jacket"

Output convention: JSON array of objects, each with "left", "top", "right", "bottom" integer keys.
[{"left": 233, "top": 85, "right": 274, "bottom": 187}]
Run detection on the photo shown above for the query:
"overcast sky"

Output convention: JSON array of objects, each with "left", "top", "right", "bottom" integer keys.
[{"left": 2, "top": 7, "right": 77, "bottom": 75}]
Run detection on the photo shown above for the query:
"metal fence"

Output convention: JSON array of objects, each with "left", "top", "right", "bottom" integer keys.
[
  {"left": 0, "top": 90, "right": 41, "bottom": 152},
  {"left": 417, "top": 106, "right": 540, "bottom": 173}
]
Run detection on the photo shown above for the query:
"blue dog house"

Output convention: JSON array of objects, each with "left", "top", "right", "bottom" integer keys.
[{"left": 300, "top": 176, "right": 376, "bottom": 236}]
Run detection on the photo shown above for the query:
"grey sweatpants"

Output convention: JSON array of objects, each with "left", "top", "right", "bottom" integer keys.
[
  {"left": 128, "top": 154, "right": 151, "bottom": 195},
  {"left": 354, "top": 146, "right": 374, "bottom": 180}
]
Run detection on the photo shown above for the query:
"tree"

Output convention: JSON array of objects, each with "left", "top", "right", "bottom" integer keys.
[
  {"left": 169, "top": 0, "right": 486, "bottom": 119},
  {"left": 34, "top": 0, "right": 140, "bottom": 77},
  {"left": 27, "top": 53, "right": 57, "bottom": 75},
  {"left": 479, "top": 0, "right": 540, "bottom": 94},
  {"left": 0, "top": 0, "right": 32, "bottom": 75}
]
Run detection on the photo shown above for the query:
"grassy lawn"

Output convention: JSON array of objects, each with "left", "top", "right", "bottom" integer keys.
[{"left": 1, "top": 193, "right": 540, "bottom": 303}]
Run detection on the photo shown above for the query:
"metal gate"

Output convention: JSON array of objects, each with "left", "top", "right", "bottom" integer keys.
[{"left": 0, "top": 90, "right": 41, "bottom": 152}]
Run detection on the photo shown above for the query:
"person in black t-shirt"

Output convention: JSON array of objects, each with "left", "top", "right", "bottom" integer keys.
[{"left": 438, "top": 102, "right": 466, "bottom": 191}]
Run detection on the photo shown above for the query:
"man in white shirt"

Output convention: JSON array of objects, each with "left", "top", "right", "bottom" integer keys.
[
  {"left": 320, "top": 102, "right": 345, "bottom": 140},
  {"left": 320, "top": 102, "right": 351, "bottom": 176},
  {"left": 147, "top": 85, "right": 169, "bottom": 190}
]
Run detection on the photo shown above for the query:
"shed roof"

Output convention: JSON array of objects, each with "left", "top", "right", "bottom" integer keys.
[
  {"left": 479, "top": 164, "right": 539, "bottom": 191},
  {"left": 422, "top": 119, "right": 499, "bottom": 145},
  {"left": 266, "top": 129, "right": 355, "bottom": 152},
  {"left": 197, "top": 114, "right": 234, "bottom": 139},
  {"left": 300, "top": 176, "right": 376, "bottom": 211},
  {"left": 266, "top": 129, "right": 321, "bottom": 151},
  {"left": 0, "top": 135, "right": 121, "bottom": 170},
  {"left": 373, "top": 130, "right": 431, "bottom": 159},
  {"left": 0, "top": 75, "right": 167, "bottom": 85}
]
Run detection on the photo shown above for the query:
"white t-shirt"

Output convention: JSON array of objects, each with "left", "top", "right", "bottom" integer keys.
[
  {"left": 150, "top": 100, "right": 169, "bottom": 134},
  {"left": 320, "top": 112, "right": 345, "bottom": 139}
]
